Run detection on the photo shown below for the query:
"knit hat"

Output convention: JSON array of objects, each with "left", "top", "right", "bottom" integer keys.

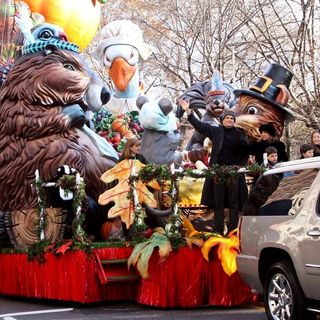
[
  {"left": 220, "top": 110, "right": 236, "bottom": 122},
  {"left": 259, "top": 123, "right": 276, "bottom": 137}
]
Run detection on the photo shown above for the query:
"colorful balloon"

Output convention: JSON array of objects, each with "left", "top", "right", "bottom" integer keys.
[{"left": 22, "top": 0, "right": 101, "bottom": 51}]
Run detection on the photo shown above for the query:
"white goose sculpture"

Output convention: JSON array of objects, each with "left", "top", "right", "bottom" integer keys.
[{"left": 95, "top": 20, "right": 153, "bottom": 115}]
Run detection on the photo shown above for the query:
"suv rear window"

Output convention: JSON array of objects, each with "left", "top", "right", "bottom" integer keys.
[{"left": 242, "top": 168, "right": 319, "bottom": 216}]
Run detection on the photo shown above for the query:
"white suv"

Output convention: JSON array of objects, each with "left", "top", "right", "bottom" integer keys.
[{"left": 237, "top": 157, "right": 320, "bottom": 320}]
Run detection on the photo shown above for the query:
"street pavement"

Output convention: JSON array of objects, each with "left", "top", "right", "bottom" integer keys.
[{"left": 0, "top": 297, "right": 267, "bottom": 320}]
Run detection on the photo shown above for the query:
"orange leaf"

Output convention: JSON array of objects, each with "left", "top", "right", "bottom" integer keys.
[
  {"left": 185, "top": 236, "right": 204, "bottom": 249},
  {"left": 55, "top": 240, "right": 73, "bottom": 255},
  {"left": 181, "top": 215, "right": 200, "bottom": 237}
]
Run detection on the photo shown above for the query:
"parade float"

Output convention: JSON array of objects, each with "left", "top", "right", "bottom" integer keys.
[{"left": 0, "top": 0, "right": 294, "bottom": 308}]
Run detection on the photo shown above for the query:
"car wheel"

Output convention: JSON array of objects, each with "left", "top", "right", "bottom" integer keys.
[{"left": 264, "top": 260, "right": 308, "bottom": 320}]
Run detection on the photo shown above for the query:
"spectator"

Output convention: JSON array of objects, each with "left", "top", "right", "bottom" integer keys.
[
  {"left": 311, "top": 131, "right": 320, "bottom": 157},
  {"left": 250, "top": 123, "right": 288, "bottom": 165},
  {"left": 178, "top": 99, "right": 249, "bottom": 235},
  {"left": 300, "top": 144, "right": 314, "bottom": 159},
  {"left": 265, "top": 146, "right": 278, "bottom": 168},
  {"left": 119, "top": 137, "right": 147, "bottom": 164}
]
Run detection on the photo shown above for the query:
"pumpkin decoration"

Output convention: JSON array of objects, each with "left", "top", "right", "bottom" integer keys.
[
  {"left": 23, "top": 0, "right": 101, "bottom": 51},
  {"left": 111, "top": 116, "right": 129, "bottom": 133},
  {"left": 122, "top": 130, "right": 136, "bottom": 140},
  {"left": 100, "top": 219, "right": 123, "bottom": 240},
  {"left": 100, "top": 221, "right": 113, "bottom": 239},
  {"left": 111, "top": 115, "right": 136, "bottom": 140}
]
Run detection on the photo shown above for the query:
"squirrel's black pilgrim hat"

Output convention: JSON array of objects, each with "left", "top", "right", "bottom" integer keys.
[{"left": 234, "top": 63, "right": 294, "bottom": 121}]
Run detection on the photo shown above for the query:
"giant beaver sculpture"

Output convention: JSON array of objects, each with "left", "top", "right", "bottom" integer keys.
[{"left": 0, "top": 46, "right": 117, "bottom": 232}]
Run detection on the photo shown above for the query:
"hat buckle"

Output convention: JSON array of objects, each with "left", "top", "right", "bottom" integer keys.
[{"left": 250, "top": 75, "right": 273, "bottom": 93}]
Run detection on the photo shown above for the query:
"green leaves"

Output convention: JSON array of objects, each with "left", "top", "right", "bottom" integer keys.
[
  {"left": 128, "top": 232, "right": 172, "bottom": 279},
  {"left": 137, "top": 163, "right": 266, "bottom": 185}
]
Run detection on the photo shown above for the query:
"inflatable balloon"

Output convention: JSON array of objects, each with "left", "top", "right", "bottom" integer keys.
[{"left": 23, "top": 0, "right": 101, "bottom": 51}]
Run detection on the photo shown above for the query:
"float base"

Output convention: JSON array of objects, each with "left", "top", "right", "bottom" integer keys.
[{"left": 0, "top": 246, "right": 256, "bottom": 307}]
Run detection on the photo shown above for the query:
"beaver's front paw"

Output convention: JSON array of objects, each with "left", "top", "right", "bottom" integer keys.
[{"left": 63, "top": 104, "right": 85, "bottom": 128}]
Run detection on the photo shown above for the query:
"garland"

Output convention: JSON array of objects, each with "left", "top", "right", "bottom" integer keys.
[
  {"left": 130, "top": 164, "right": 184, "bottom": 247},
  {"left": 137, "top": 163, "right": 266, "bottom": 184},
  {"left": 29, "top": 171, "right": 88, "bottom": 262},
  {"left": 57, "top": 174, "right": 90, "bottom": 249},
  {"left": 127, "top": 163, "right": 148, "bottom": 242},
  {"left": 34, "top": 170, "right": 46, "bottom": 240},
  {"left": 27, "top": 239, "right": 50, "bottom": 263},
  {"left": 165, "top": 166, "right": 182, "bottom": 239},
  {"left": 27, "top": 170, "right": 49, "bottom": 262}
]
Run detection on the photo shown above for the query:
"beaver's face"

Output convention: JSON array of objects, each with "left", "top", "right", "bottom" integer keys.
[
  {"left": 233, "top": 95, "right": 285, "bottom": 141},
  {"left": 3, "top": 49, "right": 111, "bottom": 113}
]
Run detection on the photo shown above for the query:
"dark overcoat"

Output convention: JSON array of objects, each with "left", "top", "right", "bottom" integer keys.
[{"left": 188, "top": 113, "right": 249, "bottom": 207}]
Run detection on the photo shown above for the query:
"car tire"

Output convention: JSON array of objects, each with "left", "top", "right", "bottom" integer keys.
[{"left": 264, "top": 260, "right": 312, "bottom": 320}]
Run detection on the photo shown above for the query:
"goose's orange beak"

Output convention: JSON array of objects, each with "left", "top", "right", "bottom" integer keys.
[{"left": 109, "top": 57, "right": 137, "bottom": 92}]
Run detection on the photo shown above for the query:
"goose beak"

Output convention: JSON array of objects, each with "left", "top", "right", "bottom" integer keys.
[{"left": 109, "top": 57, "right": 137, "bottom": 92}]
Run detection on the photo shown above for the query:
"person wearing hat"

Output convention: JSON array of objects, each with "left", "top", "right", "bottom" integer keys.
[
  {"left": 182, "top": 70, "right": 234, "bottom": 151},
  {"left": 178, "top": 99, "right": 250, "bottom": 235},
  {"left": 249, "top": 123, "right": 288, "bottom": 165}
]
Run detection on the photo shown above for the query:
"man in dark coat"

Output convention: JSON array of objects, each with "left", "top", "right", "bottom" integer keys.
[{"left": 179, "top": 99, "right": 249, "bottom": 235}]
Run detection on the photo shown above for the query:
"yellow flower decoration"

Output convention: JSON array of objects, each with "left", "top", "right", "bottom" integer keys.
[{"left": 201, "top": 230, "right": 240, "bottom": 276}]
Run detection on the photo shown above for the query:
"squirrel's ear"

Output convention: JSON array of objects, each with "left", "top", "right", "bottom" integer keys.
[
  {"left": 136, "top": 96, "right": 149, "bottom": 109},
  {"left": 275, "top": 84, "right": 289, "bottom": 106},
  {"left": 158, "top": 97, "right": 172, "bottom": 116}
]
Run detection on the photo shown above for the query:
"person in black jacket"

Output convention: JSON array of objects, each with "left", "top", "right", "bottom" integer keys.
[
  {"left": 179, "top": 99, "right": 249, "bottom": 235},
  {"left": 250, "top": 123, "right": 288, "bottom": 165}
]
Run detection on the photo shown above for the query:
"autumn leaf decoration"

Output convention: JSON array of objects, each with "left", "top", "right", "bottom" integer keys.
[
  {"left": 128, "top": 231, "right": 172, "bottom": 279},
  {"left": 181, "top": 215, "right": 204, "bottom": 249},
  {"left": 201, "top": 229, "right": 240, "bottom": 276},
  {"left": 55, "top": 240, "right": 73, "bottom": 255},
  {"left": 98, "top": 159, "right": 160, "bottom": 229}
]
